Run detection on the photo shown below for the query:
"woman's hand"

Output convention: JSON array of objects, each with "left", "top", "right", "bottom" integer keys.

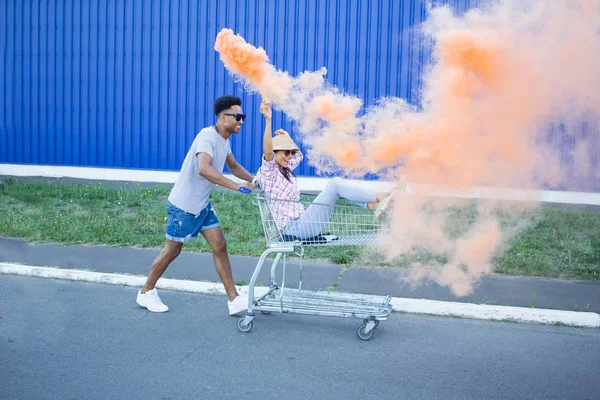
[
  {"left": 260, "top": 100, "right": 272, "bottom": 120},
  {"left": 274, "top": 129, "right": 288, "bottom": 136}
]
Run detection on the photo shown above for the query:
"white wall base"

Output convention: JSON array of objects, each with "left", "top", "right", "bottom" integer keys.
[{"left": 1, "top": 163, "right": 599, "bottom": 206}]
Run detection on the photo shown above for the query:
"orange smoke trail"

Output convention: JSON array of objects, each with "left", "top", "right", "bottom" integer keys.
[
  {"left": 214, "top": 0, "right": 600, "bottom": 296},
  {"left": 214, "top": 29, "right": 270, "bottom": 88}
]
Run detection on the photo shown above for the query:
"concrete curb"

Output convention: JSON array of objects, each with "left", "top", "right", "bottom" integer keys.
[
  {"left": 2, "top": 262, "right": 599, "bottom": 328},
  {"left": 389, "top": 298, "right": 600, "bottom": 327}
]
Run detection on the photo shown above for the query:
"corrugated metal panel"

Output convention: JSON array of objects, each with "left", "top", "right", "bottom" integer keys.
[
  {"left": 1, "top": 0, "right": 7, "bottom": 163},
  {"left": 546, "top": 118, "right": 600, "bottom": 192},
  {"left": 1, "top": 0, "right": 598, "bottom": 191},
  {"left": 0, "top": 0, "right": 435, "bottom": 175}
]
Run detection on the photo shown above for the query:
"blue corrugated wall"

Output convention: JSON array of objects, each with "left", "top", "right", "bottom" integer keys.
[{"left": 1, "top": 0, "right": 598, "bottom": 191}]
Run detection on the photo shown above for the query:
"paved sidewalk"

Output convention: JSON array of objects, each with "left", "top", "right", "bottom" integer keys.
[{"left": 1, "top": 237, "right": 598, "bottom": 314}]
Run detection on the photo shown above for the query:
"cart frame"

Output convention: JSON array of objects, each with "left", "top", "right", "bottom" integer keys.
[{"left": 237, "top": 192, "right": 393, "bottom": 340}]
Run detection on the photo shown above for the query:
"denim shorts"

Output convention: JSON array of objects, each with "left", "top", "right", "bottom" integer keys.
[{"left": 165, "top": 201, "right": 220, "bottom": 243}]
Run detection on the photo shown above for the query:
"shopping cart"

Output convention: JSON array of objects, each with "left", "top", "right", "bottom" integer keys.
[{"left": 237, "top": 191, "right": 393, "bottom": 340}]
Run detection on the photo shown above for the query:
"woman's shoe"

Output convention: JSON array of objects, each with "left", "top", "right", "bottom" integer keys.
[{"left": 374, "top": 178, "right": 406, "bottom": 220}]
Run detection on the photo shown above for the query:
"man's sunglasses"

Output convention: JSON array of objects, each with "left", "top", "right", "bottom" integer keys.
[
  {"left": 223, "top": 113, "right": 246, "bottom": 122},
  {"left": 278, "top": 150, "right": 297, "bottom": 156}
]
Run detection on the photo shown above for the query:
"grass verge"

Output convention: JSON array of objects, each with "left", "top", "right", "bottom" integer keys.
[{"left": 0, "top": 178, "right": 598, "bottom": 279}]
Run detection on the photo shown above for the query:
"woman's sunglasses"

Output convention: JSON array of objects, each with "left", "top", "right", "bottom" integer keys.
[
  {"left": 223, "top": 113, "right": 246, "bottom": 122},
  {"left": 278, "top": 150, "right": 297, "bottom": 156}
]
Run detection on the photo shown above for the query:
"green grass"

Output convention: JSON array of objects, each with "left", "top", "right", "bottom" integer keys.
[
  {"left": 0, "top": 178, "right": 598, "bottom": 279},
  {"left": 0, "top": 178, "right": 265, "bottom": 255},
  {"left": 494, "top": 207, "right": 600, "bottom": 279}
]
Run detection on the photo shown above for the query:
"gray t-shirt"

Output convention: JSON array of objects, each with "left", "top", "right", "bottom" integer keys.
[{"left": 168, "top": 126, "right": 232, "bottom": 215}]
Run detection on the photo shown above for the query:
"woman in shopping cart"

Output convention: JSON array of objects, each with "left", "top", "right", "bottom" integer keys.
[{"left": 255, "top": 99, "right": 397, "bottom": 241}]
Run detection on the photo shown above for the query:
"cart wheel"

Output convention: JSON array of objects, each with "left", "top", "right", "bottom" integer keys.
[
  {"left": 363, "top": 319, "right": 380, "bottom": 328},
  {"left": 357, "top": 324, "right": 373, "bottom": 341},
  {"left": 260, "top": 311, "right": 272, "bottom": 315},
  {"left": 237, "top": 318, "right": 253, "bottom": 333}
]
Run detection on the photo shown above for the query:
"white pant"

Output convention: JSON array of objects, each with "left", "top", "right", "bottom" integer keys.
[{"left": 282, "top": 177, "right": 376, "bottom": 240}]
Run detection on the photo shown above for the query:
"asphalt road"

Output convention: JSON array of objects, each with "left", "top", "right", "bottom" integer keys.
[{"left": 1, "top": 275, "right": 599, "bottom": 400}]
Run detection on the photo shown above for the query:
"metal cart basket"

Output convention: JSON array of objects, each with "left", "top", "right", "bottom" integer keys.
[{"left": 237, "top": 192, "right": 393, "bottom": 340}]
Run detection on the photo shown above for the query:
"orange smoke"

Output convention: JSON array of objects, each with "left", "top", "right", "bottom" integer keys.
[
  {"left": 307, "top": 94, "right": 360, "bottom": 124},
  {"left": 438, "top": 29, "right": 505, "bottom": 93},
  {"left": 215, "top": 0, "right": 600, "bottom": 296},
  {"left": 214, "top": 29, "right": 269, "bottom": 87}
]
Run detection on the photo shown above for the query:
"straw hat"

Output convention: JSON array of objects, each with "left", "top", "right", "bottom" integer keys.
[{"left": 272, "top": 133, "right": 300, "bottom": 151}]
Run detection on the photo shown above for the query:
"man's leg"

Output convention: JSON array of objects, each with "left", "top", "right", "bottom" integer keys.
[
  {"left": 137, "top": 239, "right": 182, "bottom": 312},
  {"left": 141, "top": 239, "right": 183, "bottom": 293},
  {"left": 201, "top": 227, "right": 239, "bottom": 301}
]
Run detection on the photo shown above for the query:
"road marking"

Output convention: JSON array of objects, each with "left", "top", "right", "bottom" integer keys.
[{"left": 2, "top": 262, "right": 599, "bottom": 328}]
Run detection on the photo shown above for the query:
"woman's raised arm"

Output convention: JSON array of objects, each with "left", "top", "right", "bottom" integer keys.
[{"left": 260, "top": 98, "right": 274, "bottom": 161}]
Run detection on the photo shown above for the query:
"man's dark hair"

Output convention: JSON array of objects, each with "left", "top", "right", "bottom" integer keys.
[{"left": 214, "top": 95, "right": 242, "bottom": 116}]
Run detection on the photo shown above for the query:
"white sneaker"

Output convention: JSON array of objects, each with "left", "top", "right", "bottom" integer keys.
[
  {"left": 228, "top": 294, "right": 248, "bottom": 316},
  {"left": 136, "top": 288, "right": 169, "bottom": 312}
]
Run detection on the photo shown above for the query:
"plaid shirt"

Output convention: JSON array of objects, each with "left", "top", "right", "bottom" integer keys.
[{"left": 256, "top": 153, "right": 305, "bottom": 230}]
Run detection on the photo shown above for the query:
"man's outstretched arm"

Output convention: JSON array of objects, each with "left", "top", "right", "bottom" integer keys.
[
  {"left": 225, "top": 154, "right": 254, "bottom": 183},
  {"left": 198, "top": 152, "right": 252, "bottom": 191}
]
